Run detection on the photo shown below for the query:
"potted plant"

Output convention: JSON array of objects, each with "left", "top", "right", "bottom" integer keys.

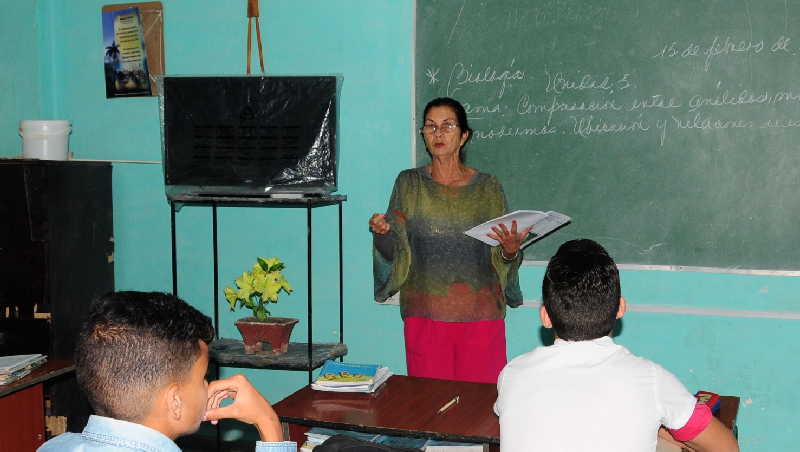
[{"left": 224, "top": 257, "right": 297, "bottom": 355}]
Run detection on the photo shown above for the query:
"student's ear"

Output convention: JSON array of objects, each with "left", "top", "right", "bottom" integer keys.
[
  {"left": 616, "top": 297, "right": 627, "bottom": 319},
  {"left": 539, "top": 305, "right": 553, "bottom": 329},
  {"left": 166, "top": 383, "right": 182, "bottom": 421}
]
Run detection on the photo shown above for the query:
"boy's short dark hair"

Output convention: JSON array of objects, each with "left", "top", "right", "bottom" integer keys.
[
  {"left": 75, "top": 291, "right": 214, "bottom": 421},
  {"left": 542, "top": 239, "right": 621, "bottom": 341}
]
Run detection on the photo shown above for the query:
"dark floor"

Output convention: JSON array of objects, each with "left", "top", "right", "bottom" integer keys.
[
  {"left": 176, "top": 421, "right": 265, "bottom": 452},
  {"left": 176, "top": 433, "right": 257, "bottom": 452}
]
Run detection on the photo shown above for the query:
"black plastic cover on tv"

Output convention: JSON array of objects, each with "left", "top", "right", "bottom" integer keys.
[{"left": 160, "top": 76, "right": 337, "bottom": 198}]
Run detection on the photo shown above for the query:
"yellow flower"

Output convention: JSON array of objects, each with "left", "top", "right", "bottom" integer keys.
[
  {"left": 252, "top": 271, "right": 268, "bottom": 294},
  {"left": 226, "top": 257, "right": 292, "bottom": 317},
  {"left": 252, "top": 262, "right": 265, "bottom": 276},
  {"left": 264, "top": 273, "right": 282, "bottom": 301},
  {"left": 279, "top": 274, "right": 293, "bottom": 293},
  {"left": 224, "top": 286, "right": 238, "bottom": 309}
]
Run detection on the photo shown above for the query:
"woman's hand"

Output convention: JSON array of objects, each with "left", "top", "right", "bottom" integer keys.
[
  {"left": 369, "top": 213, "right": 391, "bottom": 235},
  {"left": 487, "top": 220, "right": 531, "bottom": 260}
]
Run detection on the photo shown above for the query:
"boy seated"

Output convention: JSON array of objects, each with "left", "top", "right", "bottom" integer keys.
[
  {"left": 493, "top": 239, "right": 739, "bottom": 452},
  {"left": 38, "top": 291, "right": 297, "bottom": 452}
]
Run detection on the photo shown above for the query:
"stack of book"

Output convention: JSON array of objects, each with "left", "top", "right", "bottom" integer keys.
[
  {"left": 311, "top": 360, "right": 392, "bottom": 393},
  {"left": 300, "top": 427, "right": 486, "bottom": 452},
  {"left": 0, "top": 354, "right": 47, "bottom": 385},
  {"left": 301, "top": 427, "right": 389, "bottom": 451}
]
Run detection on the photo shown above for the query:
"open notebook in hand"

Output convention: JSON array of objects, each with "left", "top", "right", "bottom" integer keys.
[{"left": 464, "top": 210, "right": 570, "bottom": 248}]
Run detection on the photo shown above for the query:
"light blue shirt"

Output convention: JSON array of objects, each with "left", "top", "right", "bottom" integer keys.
[{"left": 37, "top": 415, "right": 297, "bottom": 452}]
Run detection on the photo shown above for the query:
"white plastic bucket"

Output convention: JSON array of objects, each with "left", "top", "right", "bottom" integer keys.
[{"left": 19, "top": 120, "right": 72, "bottom": 160}]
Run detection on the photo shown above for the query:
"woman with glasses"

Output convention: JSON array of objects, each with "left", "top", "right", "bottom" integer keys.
[{"left": 369, "top": 97, "right": 529, "bottom": 384}]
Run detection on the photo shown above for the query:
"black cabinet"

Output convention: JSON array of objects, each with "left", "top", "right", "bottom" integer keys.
[{"left": 0, "top": 159, "right": 114, "bottom": 434}]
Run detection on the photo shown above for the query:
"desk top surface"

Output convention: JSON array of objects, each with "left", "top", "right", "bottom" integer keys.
[
  {"left": 0, "top": 360, "right": 74, "bottom": 398},
  {"left": 273, "top": 375, "right": 500, "bottom": 444},
  {"left": 274, "top": 375, "right": 741, "bottom": 446}
]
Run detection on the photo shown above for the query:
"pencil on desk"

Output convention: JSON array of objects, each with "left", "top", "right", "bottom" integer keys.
[{"left": 437, "top": 395, "right": 460, "bottom": 414}]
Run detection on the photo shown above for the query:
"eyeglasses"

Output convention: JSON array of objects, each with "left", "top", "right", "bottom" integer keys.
[{"left": 420, "top": 123, "right": 459, "bottom": 135}]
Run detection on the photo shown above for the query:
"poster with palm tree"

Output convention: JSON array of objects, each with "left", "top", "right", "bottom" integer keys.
[{"left": 102, "top": 6, "right": 152, "bottom": 98}]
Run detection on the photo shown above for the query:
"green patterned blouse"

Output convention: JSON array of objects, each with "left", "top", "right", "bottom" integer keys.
[{"left": 373, "top": 167, "right": 523, "bottom": 322}]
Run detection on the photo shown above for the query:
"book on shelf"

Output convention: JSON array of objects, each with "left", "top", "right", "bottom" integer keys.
[
  {"left": 0, "top": 354, "right": 47, "bottom": 385},
  {"left": 311, "top": 360, "right": 392, "bottom": 393},
  {"left": 302, "top": 427, "right": 384, "bottom": 451},
  {"left": 423, "top": 440, "right": 487, "bottom": 451},
  {"left": 464, "top": 210, "right": 571, "bottom": 248},
  {"left": 301, "top": 427, "right": 487, "bottom": 452}
]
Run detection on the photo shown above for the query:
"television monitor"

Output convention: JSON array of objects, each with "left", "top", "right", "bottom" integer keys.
[{"left": 160, "top": 75, "right": 338, "bottom": 200}]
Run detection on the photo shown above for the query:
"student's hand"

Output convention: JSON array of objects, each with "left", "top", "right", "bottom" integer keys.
[
  {"left": 204, "top": 374, "right": 283, "bottom": 442},
  {"left": 369, "top": 213, "right": 391, "bottom": 235},
  {"left": 487, "top": 220, "right": 532, "bottom": 260}
]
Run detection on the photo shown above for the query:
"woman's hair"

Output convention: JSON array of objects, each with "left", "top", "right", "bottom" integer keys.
[{"left": 422, "top": 97, "right": 473, "bottom": 162}]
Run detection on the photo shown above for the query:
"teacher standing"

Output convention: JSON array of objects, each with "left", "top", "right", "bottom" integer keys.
[{"left": 370, "top": 97, "right": 529, "bottom": 384}]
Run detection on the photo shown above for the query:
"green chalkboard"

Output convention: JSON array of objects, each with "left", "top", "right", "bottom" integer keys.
[{"left": 416, "top": 0, "right": 800, "bottom": 270}]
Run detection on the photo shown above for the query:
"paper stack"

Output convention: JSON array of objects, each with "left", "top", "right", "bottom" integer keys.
[
  {"left": 301, "top": 427, "right": 392, "bottom": 452},
  {"left": 0, "top": 354, "right": 47, "bottom": 385},
  {"left": 311, "top": 360, "right": 392, "bottom": 393},
  {"left": 301, "top": 427, "right": 486, "bottom": 451}
]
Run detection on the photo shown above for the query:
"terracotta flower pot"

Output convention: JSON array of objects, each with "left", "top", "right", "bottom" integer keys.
[{"left": 235, "top": 317, "right": 299, "bottom": 355}]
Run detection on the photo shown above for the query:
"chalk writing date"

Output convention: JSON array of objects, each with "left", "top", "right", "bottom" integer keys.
[{"left": 652, "top": 35, "right": 796, "bottom": 71}]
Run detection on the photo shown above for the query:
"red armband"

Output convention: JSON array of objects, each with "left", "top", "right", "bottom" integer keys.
[{"left": 668, "top": 403, "right": 712, "bottom": 442}]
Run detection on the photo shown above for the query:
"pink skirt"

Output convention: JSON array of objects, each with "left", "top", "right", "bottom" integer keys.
[{"left": 403, "top": 317, "right": 507, "bottom": 384}]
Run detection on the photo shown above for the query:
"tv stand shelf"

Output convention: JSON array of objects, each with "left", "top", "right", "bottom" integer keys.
[
  {"left": 169, "top": 195, "right": 347, "bottom": 383},
  {"left": 169, "top": 194, "right": 347, "bottom": 210},
  {"left": 210, "top": 339, "right": 347, "bottom": 371}
]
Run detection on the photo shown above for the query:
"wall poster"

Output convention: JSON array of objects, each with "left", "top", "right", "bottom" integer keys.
[{"left": 101, "top": 2, "right": 164, "bottom": 98}]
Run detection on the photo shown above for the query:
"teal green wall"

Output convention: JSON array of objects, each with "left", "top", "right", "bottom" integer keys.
[
  {"left": 0, "top": 1, "right": 43, "bottom": 153},
  {"left": 5, "top": 1, "right": 800, "bottom": 449}
]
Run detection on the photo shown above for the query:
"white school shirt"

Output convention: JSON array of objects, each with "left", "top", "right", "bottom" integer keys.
[{"left": 494, "top": 336, "right": 696, "bottom": 452}]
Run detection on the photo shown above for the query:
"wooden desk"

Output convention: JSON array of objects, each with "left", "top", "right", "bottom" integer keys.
[
  {"left": 274, "top": 375, "right": 500, "bottom": 445},
  {"left": 274, "top": 375, "right": 740, "bottom": 449},
  {"left": 717, "top": 396, "right": 740, "bottom": 433},
  {"left": 0, "top": 360, "right": 75, "bottom": 452}
]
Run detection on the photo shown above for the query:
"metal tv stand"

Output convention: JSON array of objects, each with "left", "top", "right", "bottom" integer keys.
[{"left": 169, "top": 193, "right": 347, "bottom": 383}]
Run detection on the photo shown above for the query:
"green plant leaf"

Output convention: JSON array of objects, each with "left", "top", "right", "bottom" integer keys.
[
  {"left": 254, "top": 305, "right": 270, "bottom": 321},
  {"left": 260, "top": 257, "right": 284, "bottom": 272}
]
